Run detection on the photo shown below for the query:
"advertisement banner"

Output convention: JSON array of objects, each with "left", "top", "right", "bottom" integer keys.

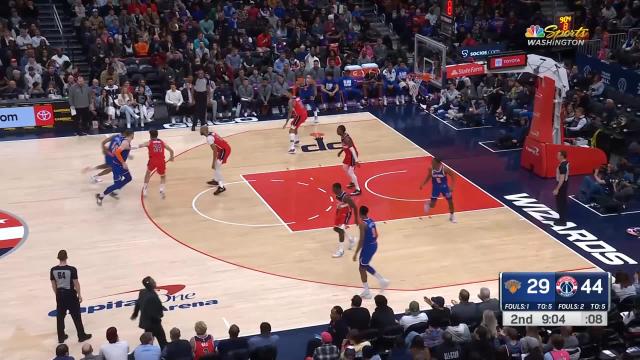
[
  {"left": 459, "top": 44, "right": 505, "bottom": 59},
  {"left": 445, "top": 62, "right": 486, "bottom": 78},
  {"left": 0, "top": 104, "right": 54, "bottom": 129},
  {"left": 487, "top": 53, "right": 528, "bottom": 70},
  {"left": 576, "top": 54, "right": 640, "bottom": 96},
  {"left": 528, "top": 76, "right": 556, "bottom": 144}
]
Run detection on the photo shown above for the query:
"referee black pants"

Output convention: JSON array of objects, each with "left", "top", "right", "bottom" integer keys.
[
  {"left": 56, "top": 290, "right": 87, "bottom": 342},
  {"left": 144, "top": 320, "right": 168, "bottom": 349},
  {"left": 75, "top": 107, "right": 91, "bottom": 134},
  {"left": 555, "top": 183, "right": 568, "bottom": 224},
  {"left": 193, "top": 91, "right": 208, "bottom": 130}
]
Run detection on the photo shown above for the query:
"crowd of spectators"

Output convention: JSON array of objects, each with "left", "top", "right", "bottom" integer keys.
[{"left": 50, "top": 273, "right": 640, "bottom": 360}]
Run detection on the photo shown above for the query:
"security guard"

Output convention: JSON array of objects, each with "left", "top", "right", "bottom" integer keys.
[{"left": 50, "top": 250, "right": 92, "bottom": 343}]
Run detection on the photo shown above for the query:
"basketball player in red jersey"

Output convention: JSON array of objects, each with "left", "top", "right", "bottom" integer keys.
[
  {"left": 282, "top": 92, "right": 308, "bottom": 154},
  {"left": 200, "top": 126, "right": 231, "bottom": 195},
  {"left": 336, "top": 125, "right": 361, "bottom": 195},
  {"left": 190, "top": 321, "right": 215, "bottom": 360},
  {"left": 137, "top": 129, "right": 175, "bottom": 199},
  {"left": 331, "top": 182, "right": 358, "bottom": 258}
]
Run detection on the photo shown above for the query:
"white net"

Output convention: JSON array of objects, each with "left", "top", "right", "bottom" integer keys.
[{"left": 414, "top": 34, "right": 447, "bottom": 88}]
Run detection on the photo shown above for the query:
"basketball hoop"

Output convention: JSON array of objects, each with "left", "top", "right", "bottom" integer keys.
[{"left": 406, "top": 72, "right": 431, "bottom": 99}]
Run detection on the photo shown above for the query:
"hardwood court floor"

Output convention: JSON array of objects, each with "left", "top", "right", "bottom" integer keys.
[{"left": 0, "top": 113, "right": 593, "bottom": 359}]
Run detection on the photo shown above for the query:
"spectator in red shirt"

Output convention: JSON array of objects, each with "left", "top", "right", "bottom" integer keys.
[
  {"left": 462, "top": 33, "right": 478, "bottom": 47},
  {"left": 246, "top": 3, "right": 260, "bottom": 22},
  {"left": 256, "top": 29, "right": 272, "bottom": 52}
]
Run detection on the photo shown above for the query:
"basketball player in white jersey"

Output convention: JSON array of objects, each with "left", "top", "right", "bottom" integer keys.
[{"left": 331, "top": 182, "right": 358, "bottom": 258}]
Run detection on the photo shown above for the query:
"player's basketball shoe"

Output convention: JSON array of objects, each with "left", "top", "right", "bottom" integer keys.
[
  {"left": 160, "top": 190, "right": 166, "bottom": 199},
  {"left": 348, "top": 236, "right": 355, "bottom": 250},
  {"left": 95, "top": 194, "right": 104, "bottom": 206},
  {"left": 449, "top": 214, "right": 457, "bottom": 223},
  {"left": 89, "top": 175, "right": 102, "bottom": 183},
  {"left": 288, "top": 148, "right": 296, "bottom": 154},
  {"left": 360, "top": 290, "right": 372, "bottom": 299},
  {"left": 379, "top": 278, "right": 390, "bottom": 291},
  {"left": 214, "top": 186, "right": 226, "bottom": 195},
  {"left": 332, "top": 248, "right": 344, "bottom": 258},
  {"left": 207, "top": 179, "right": 219, "bottom": 186},
  {"left": 351, "top": 189, "right": 362, "bottom": 196}
]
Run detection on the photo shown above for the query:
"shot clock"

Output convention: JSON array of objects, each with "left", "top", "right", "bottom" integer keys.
[{"left": 500, "top": 272, "right": 610, "bottom": 326}]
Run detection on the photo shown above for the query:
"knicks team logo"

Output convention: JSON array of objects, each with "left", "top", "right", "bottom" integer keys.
[
  {"left": 0, "top": 210, "right": 28, "bottom": 259},
  {"left": 556, "top": 276, "right": 578, "bottom": 298},
  {"left": 504, "top": 279, "right": 522, "bottom": 294},
  {"left": 301, "top": 133, "right": 341, "bottom": 153}
]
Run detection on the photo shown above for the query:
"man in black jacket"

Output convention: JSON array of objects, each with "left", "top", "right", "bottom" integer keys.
[
  {"left": 342, "top": 295, "right": 371, "bottom": 331},
  {"left": 370, "top": 295, "right": 396, "bottom": 333},
  {"left": 131, "top": 276, "right": 167, "bottom": 348}
]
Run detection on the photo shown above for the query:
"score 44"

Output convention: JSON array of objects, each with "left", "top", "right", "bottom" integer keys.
[{"left": 527, "top": 278, "right": 604, "bottom": 294}]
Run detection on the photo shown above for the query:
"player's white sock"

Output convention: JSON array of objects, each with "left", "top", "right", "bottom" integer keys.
[
  {"left": 373, "top": 272, "right": 385, "bottom": 281},
  {"left": 338, "top": 243, "right": 344, "bottom": 252},
  {"left": 424, "top": 200, "right": 431, "bottom": 215},
  {"left": 159, "top": 184, "right": 165, "bottom": 193},
  {"left": 363, "top": 282, "right": 370, "bottom": 291},
  {"left": 289, "top": 133, "right": 295, "bottom": 149},
  {"left": 294, "top": 134, "right": 300, "bottom": 144},
  {"left": 214, "top": 168, "right": 224, "bottom": 187},
  {"left": 348, "top": 167, "right": 360, "bottom": 191}
]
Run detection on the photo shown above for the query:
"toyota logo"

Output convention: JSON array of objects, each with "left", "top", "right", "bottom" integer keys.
[{"left": 36, "top": 109, "right": 52, "bottom": 122}]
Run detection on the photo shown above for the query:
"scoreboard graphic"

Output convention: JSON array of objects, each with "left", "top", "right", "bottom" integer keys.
[{"left": 500, "top": 272, "right": 610, "bottom": 326}]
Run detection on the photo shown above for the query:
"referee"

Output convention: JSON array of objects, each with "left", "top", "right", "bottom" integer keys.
[
  {"left": 553, "top": 150, "right": 569, "bottom": 226},
  {"left": 50, "top": 250, "right": 92, "bottom": 343},
  {"left": 193, "top": 69, "right": 210, "bottom": 131},
  {"left": 131, "top": 276, "right": 167, "bottom": 348}
]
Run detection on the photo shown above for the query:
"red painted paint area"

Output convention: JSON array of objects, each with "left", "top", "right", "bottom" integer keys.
[{"left": 244, "top": 156, "right": 502, "bottom": 231}]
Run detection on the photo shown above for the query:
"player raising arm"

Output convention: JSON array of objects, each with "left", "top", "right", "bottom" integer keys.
[
  {"left": 419, "top": 157, "right": 456, "bottom": 223},
  {"left": 136, "top": 129, "right": 175, "bottom": 199}
]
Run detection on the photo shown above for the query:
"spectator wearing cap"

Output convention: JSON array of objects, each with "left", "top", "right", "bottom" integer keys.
[
  {"left": 54, "top": 344, "right": 75, "bottom": 360},
  {"left": 450, "top": 289, "right": 478, "bottom": 327},
  {"left": 248, "top": 322, "right": 279, "bottom": 350},
  {"left": 343, "top": 295, "right": 371, "bottom": 331},
  {"left": 217, "top": 324, "right": 249, "bottom": 357},
  {"left": 313, "top": 332, "right": 340, "bottom": 360},
  {"left": 131, "top": 276, "right": 167, "bottom": 348},
  {"left": 161, "top": 328, "right": 192, "bottom": 360},
  {"left": 99, "top": 327, "right": 129, "bottom": 360},
  {"left": 423, "top": 296, "right": 451, "bottom": 327},
  {"left": 399, "top": 301, "right": 428, "bottom": 330},
  {"left": 370, "top": 295, "right": 396, "bottom": 333}
]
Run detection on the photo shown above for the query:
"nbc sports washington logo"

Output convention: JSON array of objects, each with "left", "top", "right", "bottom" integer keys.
[{"left": 0, "top": 210, "right": 28, "bottom": 259}]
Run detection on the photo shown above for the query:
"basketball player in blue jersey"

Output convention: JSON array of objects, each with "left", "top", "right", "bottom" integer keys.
[
  {"left": 82, "top": 131, "right": 131, "bottom": 183},
  {"left": 352, "top": 205, "right": 389, "bottom": 299},
  {"left": 298, "top": 75, "right": 319, "bottom": 123},
  {"left": 339, "top": 71, "right": 362, "bottom": 112},
  {"left": 95, "top": 131, "right": 135, "bottom": 205},
  {"left": 419, "top": 157, "right": 456, "bottom": 223}
]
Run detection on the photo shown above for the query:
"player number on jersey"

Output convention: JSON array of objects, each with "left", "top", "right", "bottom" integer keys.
[
  {"left": 580, "top": 279, "right": 603, "bottom": 294},
  {"left": 57, "top": 271, "right": 66, "bottom": 279},
  {"left": 153, "top": 143, "right": 162, "bottom": 152},
  {"left": 527, "top": 278, "right": 550, "bottom": 294}
]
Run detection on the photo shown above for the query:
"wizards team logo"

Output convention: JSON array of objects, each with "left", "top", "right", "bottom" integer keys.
[
  {"left": 0, "top": 210, "right": 28, "bottom": 259},
  {"left": 504, "top": 279, "right": 522, "bottom": 294},
  {"left": 556, "top": 276, "right": 578, "bottom": 298}
]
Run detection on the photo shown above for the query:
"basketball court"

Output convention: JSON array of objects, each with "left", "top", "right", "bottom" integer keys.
[{"left": 0, "top": 112, "right": 595, "bottom": 359}]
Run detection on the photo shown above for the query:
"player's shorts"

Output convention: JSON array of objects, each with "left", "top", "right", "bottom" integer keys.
[
  {"left": 342, "top": 157, "right": 356, "bottom": 167},
  {"left": 111, "top": 162, "right": 129, "bottom": 181},
  {"left": 334, "top": 206, "right": 352, "bottom": 228},
  {"left": 290, "top": 113, "right": 307, "bottom": 130},
  {"left": 217, "top": 147, "right": 231, "bottom": 164},
  {"left": 104, "top": 155, "right": 114, "bottom": 167},
  {"left": 359, "top": 242, "right": 378, "bottom": 266},
  {"left": 147, "top": 158, "right": 166, "bottom": 176},
  {"left": 432, "top": 184, "right": 452, "bottom": 199}
]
